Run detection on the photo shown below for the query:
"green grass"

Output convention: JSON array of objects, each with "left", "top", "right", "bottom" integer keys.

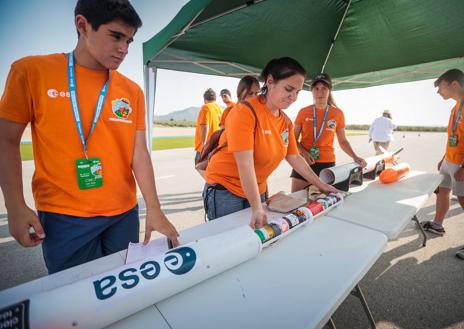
[
  {"left": 152, "top": 136, "right": 194, "bottom": 151},
  {"left": 19, "top": 137, "right": 195, "bottom": 161},
  {"left": 20, "top": 143, "right": 34, "bottom": 161},
  {"left": 346, "top": 132, "right": 367, "bottom": 136}
]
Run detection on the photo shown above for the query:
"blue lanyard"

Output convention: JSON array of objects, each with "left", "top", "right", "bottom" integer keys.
[
  {"left": 68, "top": 52, "right": 109, "bottom": 159},
  {"left": 313, "top": 104, "right": 329, "bottom": 145},
  {"left": 452, "top": 98, "right": 464, "bottom": 135}
]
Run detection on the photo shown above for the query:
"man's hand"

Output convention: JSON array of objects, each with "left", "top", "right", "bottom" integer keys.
[
  {"left": 454, "top": 167, "right": 464, "bottom": 182},
  {"left": 144, "top": 207, "right": 179, "bottom": 247},
  {"left": 8, "top": 205, "right": 45, "bottom": 247}
]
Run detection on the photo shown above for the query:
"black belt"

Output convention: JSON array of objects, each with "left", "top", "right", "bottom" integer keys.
[{"left": 210, "top": 184, "right": 227, "bottom": 190}]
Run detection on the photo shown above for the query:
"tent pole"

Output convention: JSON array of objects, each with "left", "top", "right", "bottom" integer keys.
[
  {"left": 321, "top": 0, "right": 352, "bottom": 73},
  {"left": 143, "top": 64, "right": 157, "bottom": 153}
]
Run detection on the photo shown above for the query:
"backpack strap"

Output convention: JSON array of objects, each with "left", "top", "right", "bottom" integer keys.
[
  {"left": 208, "top": 101, "right": 258, "bottom": 161},
  {"left": 242, "top": 101, "right": 259, "bottom": 130}
]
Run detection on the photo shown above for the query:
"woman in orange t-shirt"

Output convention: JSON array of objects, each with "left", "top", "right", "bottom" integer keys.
[
  {"left": 291, "top": 73, "right": 366, "bottom": 192},
  {"left": 204, "top": 58, "right": 338, "bottom": 228}
]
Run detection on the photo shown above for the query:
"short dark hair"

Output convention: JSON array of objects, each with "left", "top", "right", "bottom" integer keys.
[
  {"left": 220, "top": 89, "right": 231, "bottom": 97},
  {"left": 260, "top": 57, "right": 306, "bottom": 94},
  {"left": 434, "top": 69, "right": 464, "bottom": 87},
  {"left": 75, "top": 0, "right": 142, "bottom": 36},
  {"left": 203, "top": 88, "right": 216, "bottom": 101}
]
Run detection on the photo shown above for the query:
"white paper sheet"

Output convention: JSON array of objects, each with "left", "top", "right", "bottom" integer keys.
[{"left": 125, "top": 239, "right": 169, "bottom": 264}]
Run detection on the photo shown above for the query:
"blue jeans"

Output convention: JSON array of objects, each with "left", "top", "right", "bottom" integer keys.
[
  {"left": 38, "top": 206, "right": 139, "bottom": 274},
  {"left": 203, "top": 184, "right": 265, "bottom": 221}
]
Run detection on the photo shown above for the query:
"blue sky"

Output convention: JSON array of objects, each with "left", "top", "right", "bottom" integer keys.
[{"left": 0, "top": 0, "right": 456, "bottom": 126}]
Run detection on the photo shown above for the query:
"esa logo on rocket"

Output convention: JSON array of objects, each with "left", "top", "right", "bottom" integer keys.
[{"left": 93, "top": 247, "right": 197, "bottom": 300}]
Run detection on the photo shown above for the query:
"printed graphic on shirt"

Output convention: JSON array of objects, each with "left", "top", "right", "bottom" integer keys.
[
  {"left": 47, "top": 89, "right": 70, "bottom": 98},
  {"left": 327, "top": 119, "right": 336, "bottom": 129},
  {"left": 281, "top": 129, "right": 289, "bottom": 146},
  {"left": 110, "top": 98, "right": 133, "bottom": 123}
]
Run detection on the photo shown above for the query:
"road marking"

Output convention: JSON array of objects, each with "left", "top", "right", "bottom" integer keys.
[{"left": 155, "top": 175, "right": 174, "bottom": 180}]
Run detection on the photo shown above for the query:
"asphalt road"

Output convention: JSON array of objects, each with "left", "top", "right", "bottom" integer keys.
[{"left": 1, "top": 131, "right": 463, "bottom": 329}]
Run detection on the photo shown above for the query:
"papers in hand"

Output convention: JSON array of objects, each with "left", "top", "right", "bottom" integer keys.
[{"left": 125, "top": 238, "right": 168, "bottom": 264}]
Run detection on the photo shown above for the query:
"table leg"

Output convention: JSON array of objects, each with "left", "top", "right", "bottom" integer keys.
[
  {"left": 351, "top": 284, "right": 376, "bottom": 329},
  {"left": 412, "top": 215, "right": 427, "bottom": 247},
  {"left": 325, "top": 317, "right": 337, "bottom": 329}
]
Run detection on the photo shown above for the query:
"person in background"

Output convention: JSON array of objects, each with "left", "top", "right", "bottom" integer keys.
[
  {"left": 0, "top": 0, "right": 179, "bottom": 274},
  {"left": 194, "top": 88, "right": 222, "bottom": 164},
  {"left": 203, "top": 57, "right": 338, "bottom": 228},
  {"left": 219, "top": 76, "right": 260, "bottom": 128},
  {"left": 219, "top": 89, "right": 235, "bottom": 129},
  {"left": 368, "top": 109, "right": 396, "bottom": 154},
  {"left": 422, "top": 69, "right": 464, "bottom": 248},
  {"left": 237, "top": 75, "right": 260, "bottom": 102},
  {"left": 290, "top": 73, "right": 367, "bottom": 192}
]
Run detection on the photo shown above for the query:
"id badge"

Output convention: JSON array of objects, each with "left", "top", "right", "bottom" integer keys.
[
  {"left": 449, "top": 135, "right": 458, "bottom": 147},
  {"left": 310, "top": 146, "right": 320, "bottom": 160},
  {"left": 75, "top": 158, "right": 103, "bottom": 189}
]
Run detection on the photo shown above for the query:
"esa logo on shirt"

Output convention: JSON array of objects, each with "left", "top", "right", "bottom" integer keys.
[{"left": 47, "top": 89, "right": 70, "bottom": 98}]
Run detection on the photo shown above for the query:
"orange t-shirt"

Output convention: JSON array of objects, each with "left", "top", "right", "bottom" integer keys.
[
  {"left": 206, "top": 96, "right": 298, "bottom": 197},
  {"left": 445, "top": 98, "right": 464, "bottom": 164},
  {"left": 0, "top": 53, "right": 146, "bottom": 217},
  {"left": 294, "top": 105, "right": 345, "bottom": 163},
  {"left": 194, "top": 102, "right": 222, "bottom": 151},
  {"left": 219, "top": 101, "right": 236, "bottom": 127}
]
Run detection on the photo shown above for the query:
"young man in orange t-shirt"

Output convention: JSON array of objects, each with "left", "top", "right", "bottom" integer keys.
[
  {"left": 194, "top": 88, "right": 222, "bottom": 163},
  {"left": 422, "top": 69, "right": 464, "bottom": 249},
  {"left": 219, "top": 88, "right": 236, "bottom": 129},
  {"left": 0, "top": 0, "right": 178, "bottom": 274}
]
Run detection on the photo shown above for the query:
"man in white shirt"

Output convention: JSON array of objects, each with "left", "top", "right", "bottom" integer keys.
[{"left": 368, "top": 110, "right": 396, "bottom": 154}]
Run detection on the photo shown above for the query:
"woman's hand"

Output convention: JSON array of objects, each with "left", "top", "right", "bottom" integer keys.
[
  {"left": 353, "top": 156, "right": 367, "bottom": 168},
  {"left": 250, "top": 206, "right": 268, "bottom": 229},
  {"left": 302, "top": 150, "right": 315, "bottom": 165},
  {"left": 317, "top": 182, "right": 339, "bottom": 194}
]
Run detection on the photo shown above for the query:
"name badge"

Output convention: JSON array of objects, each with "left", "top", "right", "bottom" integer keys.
[
  {"left": 75, "top": 158, "right": 103, "bottom": 189},
  {"left": 310, "top": 146, "right": 320, "bottom": 160},
  {"left": 449, "top": 135, "right": 458, "bottom": 147}
]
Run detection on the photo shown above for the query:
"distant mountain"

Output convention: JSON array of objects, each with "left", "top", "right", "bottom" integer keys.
[{"left": 154, "top": 106, "right": 200, "bottom": 122}]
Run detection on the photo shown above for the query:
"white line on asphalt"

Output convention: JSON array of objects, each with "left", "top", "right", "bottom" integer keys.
[{"left": 155, "top": 175, "right": 174, "bottom": 180}]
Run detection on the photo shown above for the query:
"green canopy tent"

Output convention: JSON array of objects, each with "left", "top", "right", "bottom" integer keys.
[{"left": 142, "top": 0, "right": 464, "bottom": 145}]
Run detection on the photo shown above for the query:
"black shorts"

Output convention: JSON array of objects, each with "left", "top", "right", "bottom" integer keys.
[{"left": 290, "top": 162, "right": 336, "bottom": 180}]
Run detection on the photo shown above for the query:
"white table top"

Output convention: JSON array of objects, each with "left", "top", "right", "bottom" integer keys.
[
  {"left": 1, "top": 191, "right": 389, "bottom": 329},
  {"left": 329, "top": 170, "right": 442, "bottom": 240},
  {"left": 108, "top": 214, "right": 387, "bottom": 329}
]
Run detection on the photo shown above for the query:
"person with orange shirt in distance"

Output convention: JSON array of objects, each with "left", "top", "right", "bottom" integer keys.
[
  {"left": 194, "top": 88, "right": 222, "bottom": 164},
  {"left": 219, "top": 89, "right": 235, "bottom": 129},
  {"left": 422, "top": 69, "right": 464, "bottom": 248},
  {"left": 0, "top": 0, "right": 179, "bottom": 274},
  {"left": 290, "top": 73, "right": 367, "bottom": 192},
  {"left": 203, "top": 57, "right": 338, "bottom": 228}
]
